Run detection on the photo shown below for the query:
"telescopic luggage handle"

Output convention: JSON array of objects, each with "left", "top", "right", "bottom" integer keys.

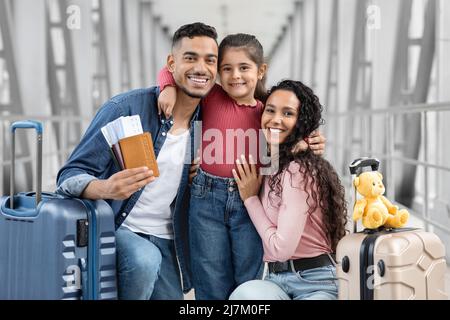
[
  {"left": 10, "top": 121, "right": 43, "bottom": 209},
  {"left": 349, "top": 157, "right": 380, "bottom": 176},
  {"left": 349, "top": 157, "right": 380, "bottom": 233}
]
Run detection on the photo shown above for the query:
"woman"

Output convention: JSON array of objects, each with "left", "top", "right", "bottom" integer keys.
[{"left": 230, "top": 80, "right": 348, "bottom": 300}]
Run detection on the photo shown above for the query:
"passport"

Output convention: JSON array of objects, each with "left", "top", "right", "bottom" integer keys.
[
  {"left": 118, "top": 132, "right": 159, "bottom": 177},
  {"left": 101, "top": 116, "right": 159, "bottom": 176}
]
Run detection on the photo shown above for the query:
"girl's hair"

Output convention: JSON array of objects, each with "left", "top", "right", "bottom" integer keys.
[
  {"left": 266, "top": 80, "right": 348, "bottom": 252},
  {"left": 218, "top": 33, "right": 268, "bottom": 102}
]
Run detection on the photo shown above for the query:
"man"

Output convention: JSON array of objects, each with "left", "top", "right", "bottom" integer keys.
[{"left": 56, "top": 22, "right": 219, "bottom": 300}]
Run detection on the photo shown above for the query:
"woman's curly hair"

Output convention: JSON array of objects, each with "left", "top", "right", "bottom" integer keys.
[{"left": 266, "top": 80, "right": 348, "bottom": 251}]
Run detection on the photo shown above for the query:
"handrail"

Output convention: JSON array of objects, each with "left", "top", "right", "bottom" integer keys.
[
  {"left": 328, "top": 101, "right": 450, "bottom": 117},
  {"left": 328, "top": 142, "right": 450, "bottom": 173},
  {"left": 0, "top": 114, "right": 91, "bottom": 122}
]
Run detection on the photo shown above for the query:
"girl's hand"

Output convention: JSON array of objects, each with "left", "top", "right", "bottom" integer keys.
[
  {"left": 158, "top": 86, "right": 177, "bottom": 119},
  {"left": 232, "top": 155, "right": 263, "bottom": 202},
  {"left": 291, "top": 130, "right": 326, "bottom": 156}
]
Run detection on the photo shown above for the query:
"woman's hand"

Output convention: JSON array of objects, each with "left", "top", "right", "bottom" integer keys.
[
  {"left": 232, "top": 155, "right": 263, "bottom": 202},
  {"left": 158, "top": 86, "right": 177, "bottom": 119},
  {"left": 291, "top": 130, "right": 326, "bottom": 156}
]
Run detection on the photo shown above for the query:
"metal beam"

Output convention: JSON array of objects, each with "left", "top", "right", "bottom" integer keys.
[
  {"left": 92, "top": 0, "right": 111, "bottom": 111},
  {"left": 120, "top": 0, "right": 131, "bottom": 91},
  {"left": 0, "top": 0, "right": 32, "bottom": 194},
  {"left": 288, "top": 15, "right": 295, "bottom": 78},
  {"left": 310, "top": 0, "right": 319, "bottom": 90},
  {"left": 152, "top": 16, "right": 160, "bottom": 85},
  {"left": 325, "top": 0, "right": 339, "bottom": 162},
  {"left": 390, "top": 0, "right": 436, "bottom": 209},
  {"left": 296, "top": 0, "right": 305, "bottom": 80},
  {"left": 0, "top": 0, "right": 22, "bottom": 113},
  {"left": 343, "top": 0, "right": 373, "bottom": 173},
  {"left": 139, "top": 1, "right": 152, "bottom": 87},
  {"left": 46, "top": 0, "right": 81, "bottom": 162}
]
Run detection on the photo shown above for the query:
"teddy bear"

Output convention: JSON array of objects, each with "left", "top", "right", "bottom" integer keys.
[{"left": 353, "top": 171, "right": 409, "bottom": 229}]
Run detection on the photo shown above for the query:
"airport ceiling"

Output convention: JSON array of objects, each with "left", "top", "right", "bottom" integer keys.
[{"left": 151, "top": 0, "right": 296, "bottom": 56}]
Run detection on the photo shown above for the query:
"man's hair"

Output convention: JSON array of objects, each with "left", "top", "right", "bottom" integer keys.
[{"left": 172, "top": 22, "right": 218, "bottom": 49}]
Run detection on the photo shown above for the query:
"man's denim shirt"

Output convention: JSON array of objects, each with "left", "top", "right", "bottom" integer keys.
[{"left": 56, "top": 86, "right": 199, "bottom": 293}]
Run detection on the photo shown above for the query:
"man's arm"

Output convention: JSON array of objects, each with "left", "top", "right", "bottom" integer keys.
[{"left": 81, "top": 167, "right": 155, "bottom": 200}]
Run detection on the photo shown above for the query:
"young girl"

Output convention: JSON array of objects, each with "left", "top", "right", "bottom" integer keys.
[
  {"left": 158, "top": 34, "right": 325, "bottom": 300},
  {"left": 229, "top": 80, "right": 348, "bottom": 300}
]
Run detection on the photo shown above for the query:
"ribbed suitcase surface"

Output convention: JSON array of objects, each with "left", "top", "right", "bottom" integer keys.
[
  {"left": 0, "top": 120, "right": 117, "bottom": 300},
  {"left": 0, "top": 193, "right": 117, "bottom": 300}
]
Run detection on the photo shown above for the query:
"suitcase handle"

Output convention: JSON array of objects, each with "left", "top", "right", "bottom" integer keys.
[
  {"left": 11, "top": 121, "right": 43, "bottom": 134},
  {"left": 349, "top": 157, "right": 379, "bottom": 176},
  {"left": 10, "top": 121, "right": 43, "bottom": 209}
]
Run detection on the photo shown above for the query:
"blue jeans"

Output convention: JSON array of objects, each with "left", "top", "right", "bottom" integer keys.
[
  {"left": 116, "top": 226, "right": 183, "bottom": 300},
  {"left": 189, "top": 168, "right": 264, "bottom": 300},
  {"left": 229, "top": 264, "right": 338, "bottom": 300}
]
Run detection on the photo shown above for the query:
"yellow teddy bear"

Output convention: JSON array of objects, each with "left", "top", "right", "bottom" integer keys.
[{"left": 353, "top": 171, "right": 409, "bottom": 229}]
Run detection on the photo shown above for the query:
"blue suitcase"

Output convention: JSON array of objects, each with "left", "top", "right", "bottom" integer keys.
[{"left": 0, "top": 121, "right": 118, "bottom": 300}]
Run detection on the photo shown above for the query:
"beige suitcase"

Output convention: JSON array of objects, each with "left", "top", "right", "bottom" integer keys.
[
  {"left": 336, "top": 158, "right": 448, "bottom": 300},
  {"left": 336, "top": 228, "right": 447, "bottom": 300}
]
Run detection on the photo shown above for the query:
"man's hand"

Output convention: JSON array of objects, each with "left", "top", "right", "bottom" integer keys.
[
  {"left": 158, "top": 86, "right": 177, "bottom": 119},
  {"left": 82, "top": 167, "right": 156, "bottom": 200},
  {"left": 307, "top": 130, "right": 326, "bottom": 156},
  {"left": 291, "top": 130, "right": 326, "bottom": 156}
]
